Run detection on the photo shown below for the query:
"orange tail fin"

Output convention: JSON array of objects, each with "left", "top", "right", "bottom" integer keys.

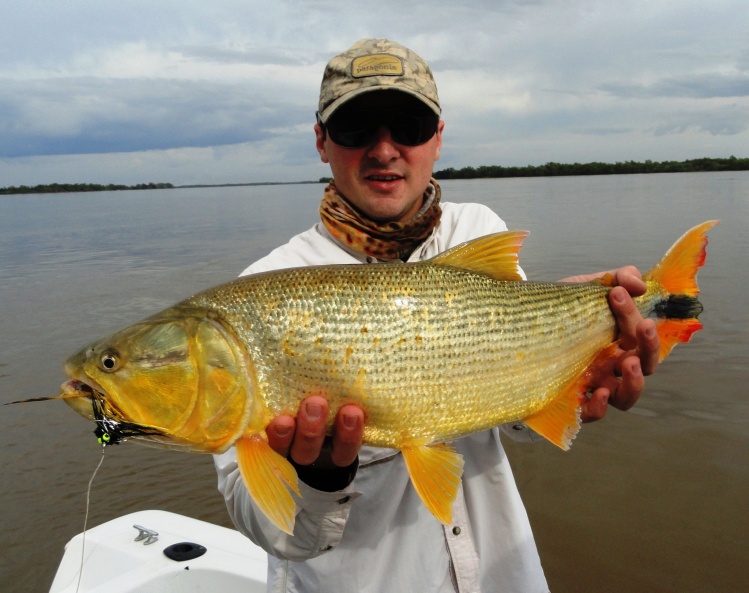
[{"left": 643, "top": 220, "right": 718, "bottom": 361}]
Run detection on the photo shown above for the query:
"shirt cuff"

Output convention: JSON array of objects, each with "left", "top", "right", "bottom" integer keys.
[{"left": 290, "top": 455, "right": 359, "bottom": 492}]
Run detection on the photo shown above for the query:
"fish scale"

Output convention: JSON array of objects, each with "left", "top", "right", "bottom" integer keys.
[{"left": 182, "top": 263, "right": 615, "bottom": 447}]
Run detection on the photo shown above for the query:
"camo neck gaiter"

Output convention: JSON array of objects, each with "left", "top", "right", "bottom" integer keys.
[{"left": 319, "top": 179, "right": 442, "bottom": 261}]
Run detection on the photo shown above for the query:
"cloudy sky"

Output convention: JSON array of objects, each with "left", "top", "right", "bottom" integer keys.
[{"left": 1, "top": 0, "right": 747, "bottom": 186}]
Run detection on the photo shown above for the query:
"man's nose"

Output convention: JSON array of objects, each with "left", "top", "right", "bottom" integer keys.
[{"left": 366, "top": 126, "right": 401, "bottom": 162}]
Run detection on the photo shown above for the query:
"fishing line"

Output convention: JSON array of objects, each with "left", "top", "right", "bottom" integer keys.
[{"left": 75, "top": 445, "right": 107, "bottom": 593}]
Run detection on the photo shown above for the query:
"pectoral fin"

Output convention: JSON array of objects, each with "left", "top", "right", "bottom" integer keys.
[
  {"left": 235, "top": 434, "right": 301, "bottom": 535},
  {"left": 401, "top": 442, "right": 464, "bottom": 524}
]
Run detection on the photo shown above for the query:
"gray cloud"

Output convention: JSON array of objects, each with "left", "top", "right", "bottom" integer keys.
[
  {"left": 574, "top": 127, "right": 634, "bottom": 137},
  {"left": 602, "top": 74, "right": 749, "bottom": 100},
  {"left": 651, "top": 105, "right": 749, "bottom": 137},
  {"left": 0, "top": 77, "right": 309, "bottom": 158},
  {"left": 174, "top": 45, "right": 323, "bottom": 67}
]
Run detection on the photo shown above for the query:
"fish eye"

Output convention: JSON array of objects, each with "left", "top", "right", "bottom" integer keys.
[{"left": 100, "top": 350, "right": 120, "bottom": 372}]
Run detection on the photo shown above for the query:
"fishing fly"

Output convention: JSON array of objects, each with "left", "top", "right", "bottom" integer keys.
[{"left": 91, "top": 396, "right": 126, "bottom": 446}]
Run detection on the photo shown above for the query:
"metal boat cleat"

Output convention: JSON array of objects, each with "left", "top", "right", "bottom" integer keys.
[{"left": 132, "top": 524, "right": 159, "bottom": 545}]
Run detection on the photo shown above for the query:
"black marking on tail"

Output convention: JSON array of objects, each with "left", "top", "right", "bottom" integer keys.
[{"left": 654, "top": 295, "right": 704, "bottom": 320}]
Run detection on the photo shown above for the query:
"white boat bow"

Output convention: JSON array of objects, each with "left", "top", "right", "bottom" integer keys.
[{"left": 49, "top": 510, "right": 268, "bottom": 592}]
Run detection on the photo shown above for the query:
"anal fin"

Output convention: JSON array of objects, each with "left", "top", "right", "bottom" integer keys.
[
  {"left": 235, "top": 434, "right": 301, "bottom": 535},
  {"left": 401, "top": 442, "right": 464, "bottom": 524},
  {"left": 523, "top": 343, "right": 620, "bottom": 450}
]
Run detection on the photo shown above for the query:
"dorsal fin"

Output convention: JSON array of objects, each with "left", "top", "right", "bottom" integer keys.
[{"left": 429, "top": 230, "right": 528, "bottom": 281}]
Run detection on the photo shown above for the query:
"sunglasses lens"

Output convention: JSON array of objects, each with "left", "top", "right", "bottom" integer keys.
[
  {"left": 327, "top": 114, "right": 378, "bottom": 148},
  {"left": 325, "top": 110, "right": 438, "bottom": 148},
  {"left": 390, "top": 113, "right": 438, "bottom": 146}
]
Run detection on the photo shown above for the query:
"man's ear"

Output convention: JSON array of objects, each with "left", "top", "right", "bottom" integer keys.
[
  {"left": 434, "top": 120, "right": 445, "bottom": 161},
  {"left": 315, "top": 123, "right": 329, "bottom": 164}
]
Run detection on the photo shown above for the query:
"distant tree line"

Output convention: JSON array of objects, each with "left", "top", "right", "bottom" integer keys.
[
  {"left": 434, "top": 156, "right": 749, "bottom": 180},
  {"left": 0, "top": 182, "right": 174, "bottom": 195}
]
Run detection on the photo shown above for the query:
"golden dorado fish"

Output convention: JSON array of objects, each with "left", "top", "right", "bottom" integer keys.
[{"left": 26, "top": 221, "right": 718, "bottom": 534}]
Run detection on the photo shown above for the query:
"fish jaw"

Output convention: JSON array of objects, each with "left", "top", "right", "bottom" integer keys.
[
  {"left": 62, "top": 312, "right": 258, "bottom": 453},
  {"left": 60, "top": 379, "right": 97, "bottom": 419}
]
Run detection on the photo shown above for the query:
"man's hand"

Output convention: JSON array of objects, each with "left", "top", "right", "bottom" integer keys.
[
  {"left": 266, "top": 395, "right": 364, "bottom": 469},
  {"left": 561, "top": 266, "right": 660, "bottom": 422}
]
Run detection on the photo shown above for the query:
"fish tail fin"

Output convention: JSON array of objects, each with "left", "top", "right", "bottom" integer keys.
[
  {"left": 401, "top": 442, "right": 464, "bottom": 524},
  {"left": 643, "top": 220, "right": 719, "bottom": 361},
  {"left": 646, "top": 220, "right": 718, "bottom": 297},
  {"left": 235, "top": 434, "right": 301, "bottom": 535}
]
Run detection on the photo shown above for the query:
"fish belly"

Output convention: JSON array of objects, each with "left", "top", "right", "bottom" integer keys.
[{"left": 186, "top": 264, "right": 615, "bottom": 448}]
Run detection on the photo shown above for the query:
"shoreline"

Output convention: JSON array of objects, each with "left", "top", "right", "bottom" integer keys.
[{"left": 2, "top": 156, "right": 747, "bottom": 195}]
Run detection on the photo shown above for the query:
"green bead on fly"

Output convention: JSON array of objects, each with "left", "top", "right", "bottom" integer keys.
[{"left": 94, "top": 425, "right": 118, "bottom": 446}]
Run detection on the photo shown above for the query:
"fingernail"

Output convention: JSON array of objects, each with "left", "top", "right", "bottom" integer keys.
[
  {"left": 612, "top": 288, "right": 626, "bottom": 304},
  {"left": 342, "top": 413, "right": 359, "bottom": 430},
  {"left": 305, "top": 402, "right": 323, "bottom": 420},
  {"left": 645, "top": 325, "right": 656, "bottom": 339},
  {"left": 274, "top": 425, "right": 292, "bottom": 438}
]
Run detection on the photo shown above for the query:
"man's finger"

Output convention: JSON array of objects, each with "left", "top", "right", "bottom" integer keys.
[
  {"left": 610, "top": 356, "right": 644, "bottom": 411},
  {"left": 609, "top": 286, "right": 640, "bottom": 351},
  {"left": 266, "top": 415, "right": 296, "bottom": 458},
  {"left": 289, "top": 396, "right": 329, "bottom": 465},
  {"left": 611, "top": 266, "right": 647, "bottom": 297},
  {"left": 581, "top": 387, "right": 610, "bottom": 423},
  {"left": 636, "top": 318, "right": 660, "bottom": 376},
  {"left": 331, "top": 404, "right": 364, "bottom": 467}
]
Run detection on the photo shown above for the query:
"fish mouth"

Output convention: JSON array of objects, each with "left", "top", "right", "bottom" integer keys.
[
  {"left": 61, "top": 379, "right": 96, "bottom": 401},
  {"left": 62, "top": 378, "right": 165, "bottom": 446}
]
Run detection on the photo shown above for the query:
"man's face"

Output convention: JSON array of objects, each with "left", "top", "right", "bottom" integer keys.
[{"left": 315, "top": 92, "right": 444, "bottom": 223}]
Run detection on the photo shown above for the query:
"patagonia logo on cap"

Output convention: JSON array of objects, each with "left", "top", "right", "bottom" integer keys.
[{"left": 351, "top": 54, "right": 404, "bottom": 78}]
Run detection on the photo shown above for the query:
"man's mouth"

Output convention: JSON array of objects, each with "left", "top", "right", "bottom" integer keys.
[{"left": 366, "top": 174, "right": 403, "bottom": 182}]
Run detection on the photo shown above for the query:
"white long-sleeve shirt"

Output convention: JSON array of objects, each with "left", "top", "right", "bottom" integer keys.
[{"left": 214, "top": 201, "right": 549, "bottom": 593}]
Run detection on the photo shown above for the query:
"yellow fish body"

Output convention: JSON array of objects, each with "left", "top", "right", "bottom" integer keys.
[{"left": 56, "top": 221, "right": 717, "bottom": 534}]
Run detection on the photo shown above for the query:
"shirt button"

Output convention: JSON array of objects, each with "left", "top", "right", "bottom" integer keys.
[{"left": 452, "top": 526, "right": 461, "bottom": 536}]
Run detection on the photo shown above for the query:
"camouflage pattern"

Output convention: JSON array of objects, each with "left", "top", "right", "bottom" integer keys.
[{"left": 318, "top": 38, "right": 441, "bottom": 123}]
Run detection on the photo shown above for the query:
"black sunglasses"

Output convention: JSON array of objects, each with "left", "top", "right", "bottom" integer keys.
[{"left": 318, "top": 108, "right": 439, "bottom": 149}]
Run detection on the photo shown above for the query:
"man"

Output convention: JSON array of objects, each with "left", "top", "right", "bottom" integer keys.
[{"left": 215, "top": 38, "right": 659, "bottom": 592}]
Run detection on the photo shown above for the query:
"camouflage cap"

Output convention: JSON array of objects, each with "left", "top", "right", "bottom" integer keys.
[{"left": 318, "top": 38, "right": 441, "bottom": 123}]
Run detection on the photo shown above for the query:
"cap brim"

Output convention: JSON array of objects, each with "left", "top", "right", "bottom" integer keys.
[{"left": 319, "top": 87, "right": 441, "bottom": 123}]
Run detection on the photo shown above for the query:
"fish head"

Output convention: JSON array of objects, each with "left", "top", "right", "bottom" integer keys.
[{"left": 63, "top": 311, "right": 255, "bottom": 453}]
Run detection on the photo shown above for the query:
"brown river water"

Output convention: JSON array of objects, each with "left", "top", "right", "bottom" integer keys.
[{"left": 1, "top": 173, "right": 747, "bottom": 592}]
